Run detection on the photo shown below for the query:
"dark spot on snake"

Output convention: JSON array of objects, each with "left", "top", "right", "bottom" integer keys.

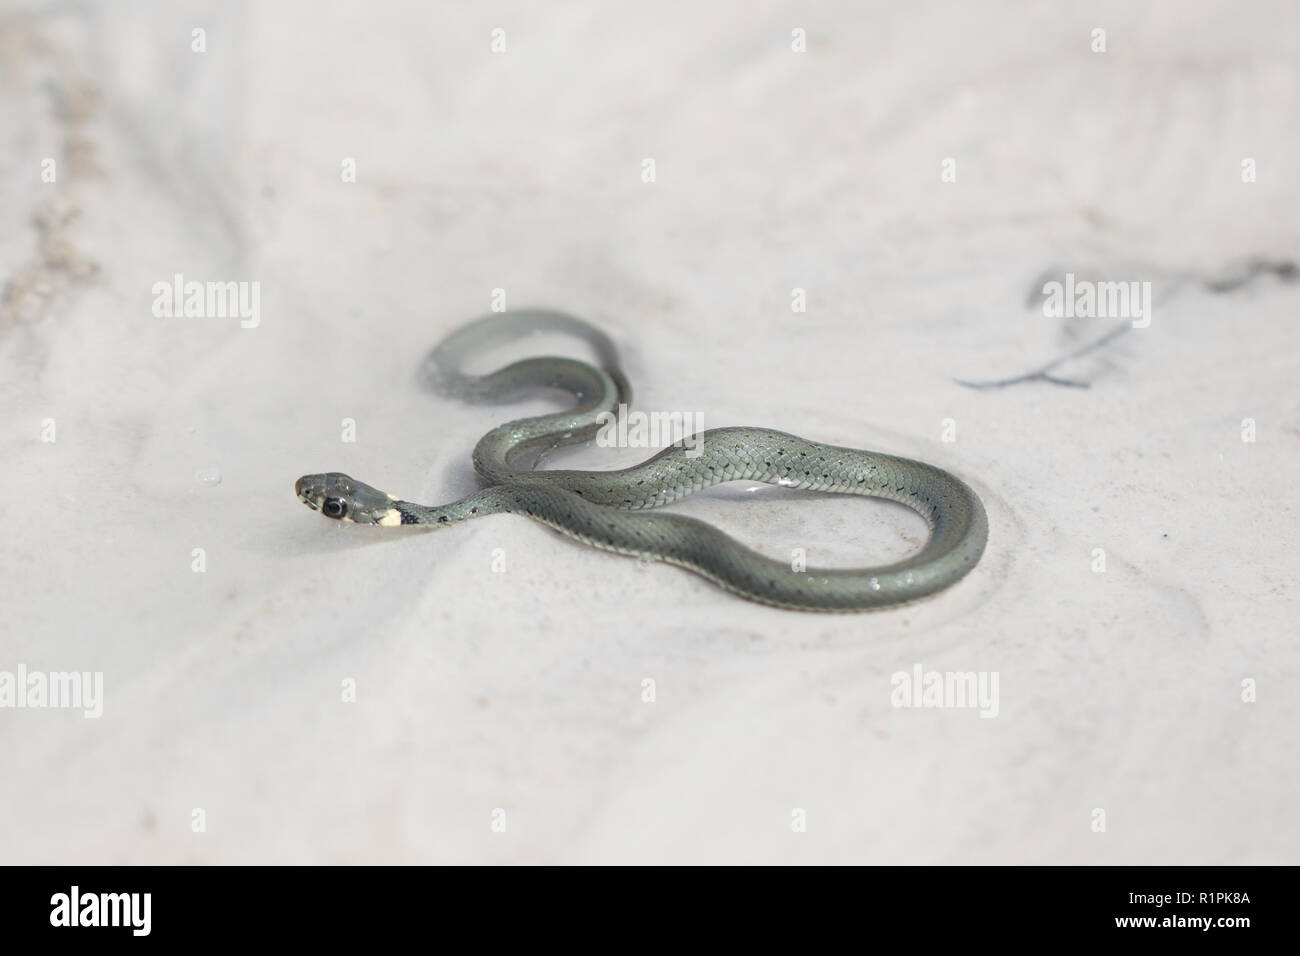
[{"left": 438, "top": 516, "right": 449, "bottom": 523}]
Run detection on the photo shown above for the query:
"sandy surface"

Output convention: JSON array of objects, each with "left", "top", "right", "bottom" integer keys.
[{"left": 1, "top": 0, "right": 1297, "bottom": 863}]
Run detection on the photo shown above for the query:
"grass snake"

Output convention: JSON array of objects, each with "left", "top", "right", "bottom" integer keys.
[{"left": 295, "top": 310, "right": 988, "bottom": 611}]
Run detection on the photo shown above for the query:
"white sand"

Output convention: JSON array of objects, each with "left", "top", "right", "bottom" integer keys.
[{"left": 1, "top": 0, "right": 1297, "bottom": 863}]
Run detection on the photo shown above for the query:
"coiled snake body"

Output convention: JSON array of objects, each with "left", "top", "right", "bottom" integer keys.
[{"left": 295, "top": 311, "right": 987, "bottom": 611}]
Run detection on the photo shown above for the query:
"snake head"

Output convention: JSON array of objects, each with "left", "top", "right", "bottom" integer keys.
[{"left": 294, "top": 472, "right": 404, "bottom": 526}]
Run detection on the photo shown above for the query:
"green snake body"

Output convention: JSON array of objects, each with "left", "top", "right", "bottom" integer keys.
[{"left": 295, "top": 311, "right": 988, "bottom": 611}]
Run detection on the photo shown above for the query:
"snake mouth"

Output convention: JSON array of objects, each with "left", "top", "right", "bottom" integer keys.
[{"left": 295, "top": 476, "right": 323, "bottom": 509}]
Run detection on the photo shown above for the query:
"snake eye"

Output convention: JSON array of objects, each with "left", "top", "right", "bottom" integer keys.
[{"left": 322, "top": 497, "right": 347, "bottom": 518}]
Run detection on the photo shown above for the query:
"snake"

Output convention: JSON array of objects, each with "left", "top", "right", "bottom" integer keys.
[{"left": 294, "top": 310, "right": 988, "bottom": 611}]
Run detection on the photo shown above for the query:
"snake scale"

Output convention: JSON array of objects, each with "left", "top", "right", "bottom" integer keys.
[{"left": 295, "top": 310, "right": 988, "bottom": 611}]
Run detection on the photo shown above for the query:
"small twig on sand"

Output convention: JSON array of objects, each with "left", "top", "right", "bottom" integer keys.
[{"left": 954, "top": 321, "right": 1131, "bottom": 391}]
